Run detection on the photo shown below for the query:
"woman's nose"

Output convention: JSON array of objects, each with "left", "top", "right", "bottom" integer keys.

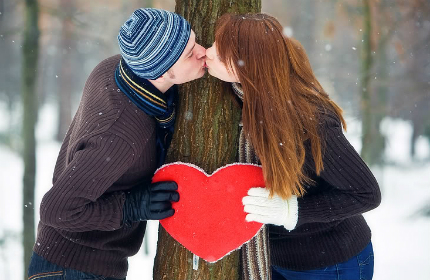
[{"left": 205, "top": 46, "right": 213, "bottom": 59}]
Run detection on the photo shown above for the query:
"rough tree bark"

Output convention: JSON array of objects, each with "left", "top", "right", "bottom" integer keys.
[
  {"left": 153, "top": 1, "right": 261, "bottom": 279},
  {"left": 21, "top": 0, "right": 40, "bottom": 279},
  {"left": 359, "top": 0, "right": 374, "bottom": 165}
]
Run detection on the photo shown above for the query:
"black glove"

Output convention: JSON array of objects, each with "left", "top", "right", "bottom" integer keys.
[{"left": 123, "top": 181, "right": 179, "bottom": 225}]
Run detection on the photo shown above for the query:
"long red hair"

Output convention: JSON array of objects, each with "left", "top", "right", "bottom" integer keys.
[{"left": 215, "top": 13, "right": 347, "bottom": 199}]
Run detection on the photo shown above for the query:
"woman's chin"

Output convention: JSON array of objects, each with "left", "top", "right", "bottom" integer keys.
[
  {"left": 207, "top": 70, "right": 229, "bottom": 82},
  {"left": 207, "top": 70, "right": 218, "bottom": 79}
]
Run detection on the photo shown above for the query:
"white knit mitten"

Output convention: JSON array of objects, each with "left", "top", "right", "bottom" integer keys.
[{"left": 242, "top": 187, "right": 298, "bottom": 230}]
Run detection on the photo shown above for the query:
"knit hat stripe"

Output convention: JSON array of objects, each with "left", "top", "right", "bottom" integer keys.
[
  {"left": 128, "top": 16, "right": 184, "bottom": 69},
  {"left": 118, "top": 8, "right": 191, "bottom": 79},
  {"left": 119, "top": 15, "right": 163, "bottom": 63},
  {"left": 130, "top": 29, "right": 169, "bottom": 66},
  {"left": 121, "top": 14, "right": 182, "bottom": 70}
]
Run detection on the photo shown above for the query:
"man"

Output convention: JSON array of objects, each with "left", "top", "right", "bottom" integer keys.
[{"left": 27, "top": 8, "right": 205, "bottom": 280}]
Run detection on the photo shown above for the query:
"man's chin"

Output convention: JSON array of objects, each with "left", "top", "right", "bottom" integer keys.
[
  {"left": 178, "top": 68, "right": 210, "bottom": 84},
  {"left": 190, "top": 68, "right": 207, "bottom": 81}
]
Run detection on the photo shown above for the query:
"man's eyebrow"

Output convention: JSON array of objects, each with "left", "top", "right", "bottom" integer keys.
[{"left": 185, "top": 43, "right": 196, "bottom": 56}]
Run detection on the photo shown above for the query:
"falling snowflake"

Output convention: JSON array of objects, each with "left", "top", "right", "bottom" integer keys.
[{"left": 283, "top": 26, "right": 293, "bottom": 38}]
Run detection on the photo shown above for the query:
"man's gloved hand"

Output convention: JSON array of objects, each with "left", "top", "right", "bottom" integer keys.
[
  {"left": 242, "top": 187, "right": 298, "bottom": 230},
  {"left": 123, "top": 181, "right": 179, "bottom": 224}
]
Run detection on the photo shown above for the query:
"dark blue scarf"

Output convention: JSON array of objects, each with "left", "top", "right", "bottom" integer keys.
[{"left": 115, "top": 58, "right": 177, "bottom": 166}]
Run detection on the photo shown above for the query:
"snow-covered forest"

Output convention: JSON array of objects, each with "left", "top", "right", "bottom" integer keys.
[{"left": 1, "top": 0, "right": 429, "bottom": 279}]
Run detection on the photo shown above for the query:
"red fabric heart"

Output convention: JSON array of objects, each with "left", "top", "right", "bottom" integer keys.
[{"left": 152, "top": 162, "right": 265, "bottom": 263}]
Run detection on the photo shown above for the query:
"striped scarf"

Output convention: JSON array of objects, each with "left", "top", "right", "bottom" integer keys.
[
  {"left": 233, "top": 83, "right": 272, "bottom": 280},
  {"left": 115, "top": 58, "right": 176, "bottom": 166}
]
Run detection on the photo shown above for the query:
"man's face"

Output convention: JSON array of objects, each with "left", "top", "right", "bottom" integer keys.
[{"left": 165, "top": 31, "right": 206, "bottom": 84}]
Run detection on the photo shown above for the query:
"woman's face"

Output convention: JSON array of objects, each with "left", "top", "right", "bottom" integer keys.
[{"left": 205, "top": 42, "right": 239, "bottom": 83}]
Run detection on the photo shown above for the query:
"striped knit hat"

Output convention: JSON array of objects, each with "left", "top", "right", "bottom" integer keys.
[{"left": 118, "top": 8, "right": 191, "bottom": 80}]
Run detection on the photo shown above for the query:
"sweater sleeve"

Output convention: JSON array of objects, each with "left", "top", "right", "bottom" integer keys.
[
  {"left": 295, "top": 118, "right": 381, "bottom": 228},
  {"left": 39, "top": 133, "right": 138, "bottom": 232}
]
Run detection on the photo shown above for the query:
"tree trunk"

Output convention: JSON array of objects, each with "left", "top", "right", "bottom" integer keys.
[
  {"left": 361, "top": 0, "right": 391, "bottom": 166},
  {"left": 359, "top": 0, "right": 373, "bottom": 164},
  {"left": 369, "top": 44, "right": 388, "bottom": 165},
  {"left": 153, "top": 1, "right": 261, "bottom": 279},
  {"left": 410, "top": 121, "right": 419, "bottom": 158},
  {"left": 0, "top": 0, "right": 3, "bottom": 23},
  {"left": 56, "top": 0, "right": 74, "bottom": 141},
  {"left": 21, "top": 0, "right": 40, "bottom": 279}
]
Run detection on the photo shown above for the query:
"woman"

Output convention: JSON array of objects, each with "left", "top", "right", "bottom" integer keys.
[{"left": 205, "top": 13, "right": 381, "bottom": 280}]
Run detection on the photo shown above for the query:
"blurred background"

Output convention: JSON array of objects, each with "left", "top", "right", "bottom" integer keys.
[{"left": 1, "top": 0, "right": 429, "bottom": 279}]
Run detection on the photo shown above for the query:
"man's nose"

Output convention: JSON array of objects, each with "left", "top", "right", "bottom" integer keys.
[{"left": 195, "top": 44, "right": 206, "bottom": 59}]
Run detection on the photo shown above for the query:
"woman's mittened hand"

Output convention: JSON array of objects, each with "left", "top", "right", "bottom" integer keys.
[{"left": 242, "top": 187, "right": 298, "bottom": 230}]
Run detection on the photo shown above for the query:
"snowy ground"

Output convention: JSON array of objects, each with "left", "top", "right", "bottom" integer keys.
[{"left": 1, "top": 104, "right": 429, "bottom": 280}]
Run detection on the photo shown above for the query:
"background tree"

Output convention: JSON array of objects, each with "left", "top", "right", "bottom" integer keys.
[
  {"left": 55, "top": 0, "right": 75, "bottom": 141},
  {"left": 152, "top": 0, "right": 261, "bottom": 279},
  {"left": 335, "top": 0, "right": 427, "bottom": 165},
  {"left": 385, "top": 0, "right": 430, "bottom": 159},
  {"left": 1, "top": 1, "right": 429, "bottom": 279},
  {"left": 359, "top": 0, "right": 375, "bottom": 164},
  {"left": 360, "top": 0, "right": 420, "bottom": 165},
  {"left": 21, "top": 0, "right": 40, "bottom": 279},
  {"left": 0, "top": 0, "right": 22, "bottom": 149}
]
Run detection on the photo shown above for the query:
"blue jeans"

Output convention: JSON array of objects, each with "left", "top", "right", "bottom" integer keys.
[
  {"left": 28, "top": 252, "right": 124, "bottom": 280},
  {"left": 272, "top": 242, "right": 374, "bottom": 280}
]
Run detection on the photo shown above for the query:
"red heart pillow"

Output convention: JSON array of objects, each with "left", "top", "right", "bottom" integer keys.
[{"left": 152, "top": 162, "right": 265, "bottom": 263}]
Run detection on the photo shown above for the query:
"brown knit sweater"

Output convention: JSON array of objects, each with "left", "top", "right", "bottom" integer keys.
[
  {"left": 34, "top": 55, "right": 157, "bottom": 278},
  {"left": 268, "top": 110, "right": 381, "bottom": 271}
]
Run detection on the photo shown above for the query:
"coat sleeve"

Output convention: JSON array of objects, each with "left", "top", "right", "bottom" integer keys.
[
  {"left": 295, "top": 117, "right": 381, "bottom": 228},
  {"left": 39, "top": 133, "right": 138, "bottom": 232}
]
